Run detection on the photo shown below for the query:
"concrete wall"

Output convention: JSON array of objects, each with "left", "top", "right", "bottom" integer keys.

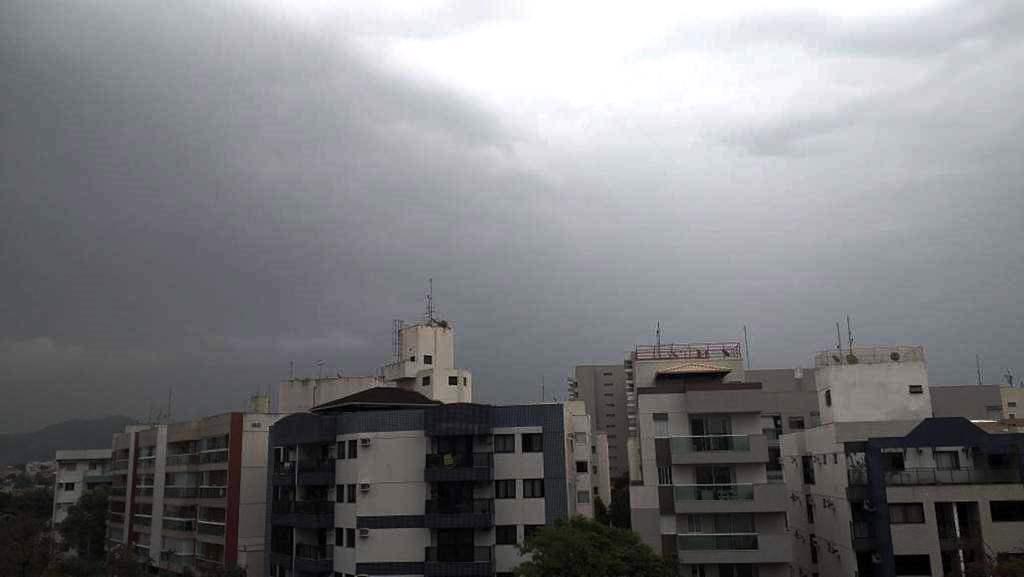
[
  {"left": 816, "top": 360, "right": 932, "bottom": 425},
  {"left": 278, "top": 376, "right": 382, "bottom": 414},
  {"left": 1003, "top": 386, "right": 1024, "bottom": 419},
  {"left": 930, "top": 385, "right": 1003, "bottom": 420},
  {"left": 573, "top": 364, "right": 630, "bottom": 479}
]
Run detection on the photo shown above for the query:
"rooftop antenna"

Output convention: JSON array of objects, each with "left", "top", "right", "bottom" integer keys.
[
  {"left": 846, "top": 315, "right": 855, "bottom": 351},
  {"left": 835, "top": 322, "right": 843, "bottom": 353},
  {"left": 316, "top": 360, "right": 325, "bottom": 379},
  {"left": 289, "top": 360, "right": 294, "bottom": 379},
  {"left": 976, "top": 354, "right": 983, "bottom": 386},
  {"left": 540, "top": 376, "right": 545, "bottom": 403},
  {"left": 166, "top": 386, "right": 173, "bottom": 424},
  {"left": 743, "top": 325, "right": 751, "bottom": 370},
  {"left": 656, "top": 321, "right": 662, "bottom": 356},
  {"left": 425, "top": 278, "right": 435, "bottom": 322},
  {"left": 1004, "top": 368, "right": 1015, "bottom": 388}
]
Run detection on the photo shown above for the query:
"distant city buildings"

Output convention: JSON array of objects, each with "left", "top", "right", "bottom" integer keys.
[{"left": 53, "top": 448, "right": 112, "bottom": 539}]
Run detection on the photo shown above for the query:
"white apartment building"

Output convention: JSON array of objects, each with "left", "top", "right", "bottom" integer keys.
[
  {"left": 107, "top": 411, "right": 282, "bottom": 577},
  {"left": 53, "top": 448, "right": 113, "bottom": 541},
  {"left": 626, "top": 341, "right": 819, "bottom": 577},
  {"left": 267, "top": 388, "right": 607, "bottom": 577},
  {"left": 784, "top": 344, "right": 1024, "bottom": 577}
]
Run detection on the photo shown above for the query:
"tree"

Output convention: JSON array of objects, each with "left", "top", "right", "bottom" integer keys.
[
  {"left": 609, "top": 474, "right": 631, "bottom": 529},
  {"left": 59, "top": 488, "right": 109, "bottom": 561},
  {"left": 514, "top": 516, "right": 672, "bottom": 577},
  {"left": 0, "top": 512, "right": 54, "bottom": 577},
  {"left": 593, "top": 495, "right": 610, "bottom": 526}
]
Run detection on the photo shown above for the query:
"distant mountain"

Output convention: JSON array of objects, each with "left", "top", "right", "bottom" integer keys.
[{"left": 0, "top": 416, "right": 135, "bottom": 465}]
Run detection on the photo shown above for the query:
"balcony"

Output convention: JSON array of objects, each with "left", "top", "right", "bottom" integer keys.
[
  {"left": 110, "top": 486, "right": 127, "bottom": 497},
  {"left": 197, "top": 521, "right": 226, "bottom": 536},
  {"left": 163, "top": 518, "right": 195, "bottom": 533},
  {"left": 270, "top": 500, "right": 334, "bottom": 528},
  {"left": 134, "top": 486, "right": 154, "bottom": 497},
  {"left": 111, "top": 458, "right": 130, "bottom": 472},
  {"left": 676, "top": 533, "right": 791, "bottom": 565},
  {"left": 297, "top": 460, "right": 335, "bottom": 486},
  {"left": 166, "top": 453, "right": 200, "bottom": 467},
  {"left": 850, "top": 521, "right": 876, "bottom": 552},
  {"left": 425, "top": 499, "right": 494, "bottom": 529},
  {"left": 295, "top": 543, "right": 333, "bottom": 574},
  {"left": 884, "top": 467, "right": 1022, "bottom": 486},
  {"left": 425, "top": 453, "right": 493, "bottom": 482},
  {"left": 165, "top": 486, "right": 199, "bottom": 499},
  {"left": 424, "top": 546, "right": 493, "bottom": 577},
  {"left": 199, "top": 450, "right": 228, "bottom": 465},
  {"left": 668, "top": 483, "right": 786, "bottom": 514},
  {"left": 669, "top": 434, "right": 768, "bottom": 465},
  {"left": 198, "top": 486, "right": 227, "bottom": 499}
]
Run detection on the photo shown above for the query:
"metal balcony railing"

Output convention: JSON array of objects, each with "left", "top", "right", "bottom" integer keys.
[
  {"left": 163, "top": 519, "right": 195, "bottom": 532},
  {"left": 166, "top": 454, "right": 200, "bottom": 466},
  {"left": 165, "top": 487, "right": 199, "bottom": 499},
  {"left": 677, "top": 533, "right": 759, "bottom": 550},
  {"left": 673, "top": 484, "right": 755, "bottom": 501},
  {"left": 198, "top": 486, "right": 227, "bottom": 499},
  {"left": 199, "top": 451, "right": 228, "bottom": 464},
  {"left": 197, "top": 522, "right": 226, "bottom": 536},
  {"left": 671, "top": 435, "right": 751, "bottom": 452}
]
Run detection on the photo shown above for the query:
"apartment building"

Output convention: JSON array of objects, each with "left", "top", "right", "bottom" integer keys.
[
  {"left": 266, "top": 387, "right": 606, "bottom": 577},
  {"left": 108, "top": 411, "right": 282, "bottom": 576},
  {"left": 53, "top": 449, "right": 113, "bottom": 539},
  {"left": 570, "top": 364, "right": 630, "bottom": 479},
  {"left": 930, "top": 385, "right": 1004, "bottom": 420},
  {"left": 628, "top": 343, "right": 819, "bottom": 577},
  {"left": 782, "top": 344, "right": 1024, "bottom": 577}
]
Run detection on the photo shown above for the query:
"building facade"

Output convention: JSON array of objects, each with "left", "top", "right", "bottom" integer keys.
[
  {"left": 570, "top": 364, "right": 630, "bottom": 479},
  {"left": 266, "top": 388, "right": 603, "bottom": 577},
  {"left": 53, "top": 449, "right": 113, "bottom": 538},
  {"left": 107, "top": 412, "right": 281, "bottom": 576},
  {"left": 627, "top": 351, "right": 818, "bottom": 577},
  {"left": 930, "top": 385, "right": 1004, "bottom": 421}
]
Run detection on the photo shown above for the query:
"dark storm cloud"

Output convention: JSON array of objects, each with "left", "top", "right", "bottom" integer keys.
[{"left": 1, "top": 1, "right": 1023, "bottom": 432}]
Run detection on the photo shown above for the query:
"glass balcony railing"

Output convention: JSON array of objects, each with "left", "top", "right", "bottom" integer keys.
[
  {"left": 163, "top": 519, "right": 195, "bottom": 532},
  {"left": 677, "top": 533, "right": 759, "bottom": 550},
  {"left": 673, "top": 484, "right": 755, "bottom": 501},
  {"left": 197, "top": 522, "right": 226, "bottom": 536},
  {"left": 166, "top": 454, "right": 200, "bottom": 466},
  {"left": 425, "top": 499, "right": 493, "bottom": 515},
  {"left": 884, "top": 467, "right": 1022, "bottom": 486},
  {"left": 295, "top": 543, "right": 333, "bottom": 561},
  {"left": 425, "top": 452, "right": 493, "bottom": 469},
  {"left": 671, "top": 435, "right": 751, "bottom": 453},
  {"left": 198, "top": 486, "right": 227, "bottom": 499},
  {"left": 199, "top": 451, "right": 228, "bottom": 464},
  {"left": 425, "top": 545, "right": 492, "bottom": 563}
]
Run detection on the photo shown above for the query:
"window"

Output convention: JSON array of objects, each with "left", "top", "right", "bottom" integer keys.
[
  {"left": 336, "top": 442, "right": 346, "bottom": 459},
  {"left": 495, "top": 525, "right": 517, "bottom": 545},
  {"left": 494, "top": 434, "right": 515, "bottom": 453},
  {"left": 806, "top": 499, "right": 815, "bottom": 523},
  {"left": 606, "top": 413, "right": 616, "bottom": 418},
  {"left": 883, "top": 451, "right": 905, "bottom": 471},
  {"left": 575, "top": 433, "right": 587, "bottom": 445},
  {"left": 695, "top": 465, "right": 734, "bottom": 485},
  {"left": 448, "top": 376, "right": 458, "bottom": 386},
  {"left": 335, "top": 528, "right": 344, "bottom": 545},
  {"left": 346, "top": 484, "right": 356, "bottom": 503},
  {"left": 602, "top": 371, "right": 613, "bottom": 376},
  {"left": 345, "top": 528, "right": 355, "bottom": 548},
  {"left": 788, "top": 417, "right": 805, "bottom": 430},
  {"left": 908, "top": 385, "right": 924, "bottom": 394},
  {"left": 991, "top": 501, "right": 1024, "bottom": 522},
  {"left": 524, "top": 525, "right": 543, "bottom": 541},
  {"left": 495, "top": 480, "right": 516, "bottom": 499},
  {"left": 717, "top": 566, "right": 759, "bottom": 577},
  {"left": 653, "top": 413, "right": 669, "bottom": 436},
  {"left": 422, "top": 375, "right": 431, "bottom": 387},
  {"left": 605, "top": 403, "right": 616, "bottom": 408},
  {"left": 523, "top": 479, "right": 545, "bottom": 498},
  {"left": 890, "top": 503, "right": 925, "bottom": 524},
  {"left": 810, "top": 540, "right": 818, "bottom": 564},
  {"left": 894, "top": 554, "right": 931, "bottom": 575},
  {"left": 423, "top": 354, "right": 432, "bottom": 364},
  {"left": 657, "top": 466, "right": 673, "bottom": 485},
  {"left": 576, "top": 461, "right": 588, "bottom": 473},
  {"left": 522, "top": 433, "right": 543, "bottom": 453},
  {"left": 348, "top": 439, "right": 357, "bottom": 459},
  {"left": 824, "top": 390, "right": 832, "bottom": 407},
  {"left": 686, "top": 514, "right": 754, "bottom": 533},
  {"left": 690, "top": 415, "right": 731, "bottom": 436},
  {"left": 1010, "top": 402, "right": 1018, "bottom": 408},
  {"left": 801, "top": 456, "right": 816, "bottom": 485},
  {"left": 335, "top": 485, "right": 345, "bottom": 503},
  {"left": 63, "top": 482, "right": 76, "bottom": 491},
  {"left": 603, "top": 392, "right": 614, "bottom": 397},
  {"left": 603, "top": 382, "right": 614, "bottom": 387},
  {"left": 934, "top": 451, "right": 960, "bottom": 470},
  {"left": 577, "top": 490, "right": 590, "bottom": 504}
]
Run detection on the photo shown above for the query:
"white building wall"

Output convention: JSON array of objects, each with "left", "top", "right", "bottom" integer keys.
[{"left": 816, "top": 359, "right": 931, "bottom": 425}]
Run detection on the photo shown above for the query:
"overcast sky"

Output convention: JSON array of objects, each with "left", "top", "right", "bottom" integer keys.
[{"left": 2, "top": 0, "right": 1022, "bottom": 432}]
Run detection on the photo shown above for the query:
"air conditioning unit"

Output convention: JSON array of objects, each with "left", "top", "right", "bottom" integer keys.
[
  {"left": 358, "top": 528, "right": 370, "bottom": 538},
  {"left": 863, "top": 499, "right": 876, "bottom": 512},
  {"left": 359, "top": 437, "right": 372, "bottom": 447},
  {"left": 871, "top": 552, "right": 882, "bottom": 564},
  {"left": 359, "top": 482, "right": 371, "bottom": 493}
]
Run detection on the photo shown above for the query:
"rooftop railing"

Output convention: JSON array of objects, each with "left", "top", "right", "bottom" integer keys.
[
  {"left": 814, "top": 345, "right": 925, "bottom": 367},
  {"left": 633, "top": 342, "right": 742, "bottom": 361}
]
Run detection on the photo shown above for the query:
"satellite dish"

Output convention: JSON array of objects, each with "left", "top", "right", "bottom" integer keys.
[{"left": 890, "top": 351, "right": 901, "bottom": 362}]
